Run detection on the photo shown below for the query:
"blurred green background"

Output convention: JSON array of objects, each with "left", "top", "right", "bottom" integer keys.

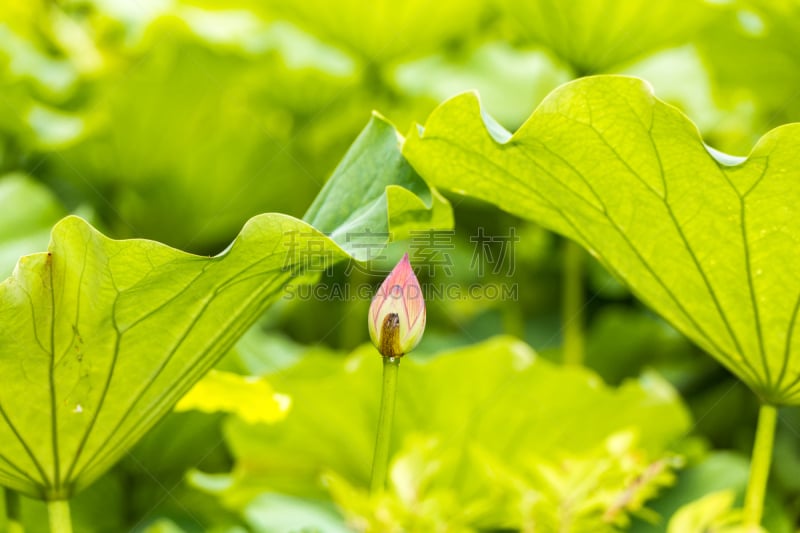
[{"left": 2, "top": 0, "right": 800, "bottom": 531}]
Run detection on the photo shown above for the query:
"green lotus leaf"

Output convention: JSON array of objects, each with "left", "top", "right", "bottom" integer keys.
[
  {"left": 495, "top": 0, "right": 719, "bottom": 74},
  {"left": 205, "top": 336, "right": 689, "bottom": 529},
  {"left": 404, "top": 75, "right": 800, "bottom": 404},
  {"left": 260, "top": 0, "right": 486, "bottom": 63},
  {"left": 0, "top": 113, "right": 449, "bottom": 500}
]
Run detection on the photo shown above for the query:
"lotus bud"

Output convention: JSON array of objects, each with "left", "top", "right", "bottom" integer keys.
[{"left": 368, "top": 253, "right": 426, "bottom": 359}]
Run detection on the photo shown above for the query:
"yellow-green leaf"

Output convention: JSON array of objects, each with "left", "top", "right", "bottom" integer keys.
[
  {"left": 175, "top": 370, "right": 290, "bottom": 425},
  {"left": 0, "top": 113, "right": 449, "bottom": 500},
  {"left": 404, "top": 75, "right": 800, "bottom": 404}
]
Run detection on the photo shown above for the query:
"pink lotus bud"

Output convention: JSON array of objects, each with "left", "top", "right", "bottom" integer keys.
[{"left": 368, "top": 253, "right": 426, "bottom": 358}]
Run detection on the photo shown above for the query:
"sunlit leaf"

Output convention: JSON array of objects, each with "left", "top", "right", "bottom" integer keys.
[
  {"left": 495, "top": 0, "right": 719, "bottom": 73},
  {"left": 404, "top": 75, "right": 800, "bottom": 404},
  {"left": 326, "top": 431, "right": 680, "bottom": 532},
  {"left": 260, "top": 0, "right": 486, "bottom": 63},
  {"left": 0, "top": 114, "right": 449, "bottom": 500},
  {"left": 210, "top": 337, "right": 690, "bottom": 529},
  {"left": 666, "top": 491, "right": 757, "bottom": 533},
  {"left": 175, "top": 371, "right": 290, "bottom": 425}
]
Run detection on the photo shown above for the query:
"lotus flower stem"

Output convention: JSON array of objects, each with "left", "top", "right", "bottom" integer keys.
[
  {"left": 562, "top": 240, "right": 585, "bottom": 366},
  {"left": 4, "top": 489, "right": 23, "bottom": 533},
  {"left": 46, "top": 500, "right": 72, "bottom": 533},
  {"left": 743, "top": 403, "right": 777, "bottom": 526},
  {"left": 367, "top": 254, "right": 425, "bottom": 494},
  {"left": 370, "top": 355, "right": 400, "bottom": 494}
]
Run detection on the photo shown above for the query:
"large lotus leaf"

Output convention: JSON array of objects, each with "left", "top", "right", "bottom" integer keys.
[
  {"left": 42, "top": 8, "right": 364, "bottom": 251},
  {"left": 259, "top": 0, "right": 486, "bottom": 63},
  {"left": 55, "top": 38, "right": 318, "bottom": 250},
  {"left": 0, "top": 113, "right": 449, "bottom": 500},
  {"left": 403, "top": 75, "right": 800, "bottom": 404},
  {"left": 495, "top": 0, "right": 719, "bottom": 74},
  {"left": 206, "top": 337, "right": 689, "bottom": 528}
]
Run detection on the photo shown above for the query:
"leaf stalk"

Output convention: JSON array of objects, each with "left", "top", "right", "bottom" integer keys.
[
  {"left": 4, "top": 489, "right": 24, "bottom": 533},
  {"left": 743, "top": 403, "right": 777, "bottom": 527},
  {"left": 46, "top": 499, "right": 72, "bottom": 533},
  {"left": 562, "top": 240, "right": 585, "bottom": 365}
]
